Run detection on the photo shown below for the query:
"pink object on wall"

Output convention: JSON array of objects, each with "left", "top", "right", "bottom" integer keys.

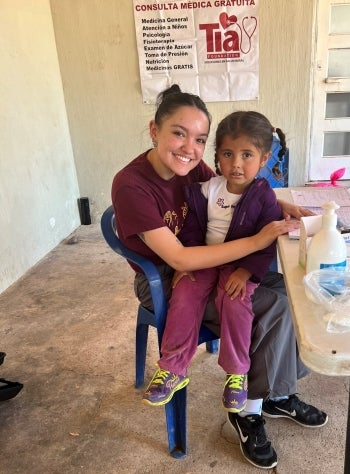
[{"left": 310, "top": 168, "right": 346, "bottom": 187}]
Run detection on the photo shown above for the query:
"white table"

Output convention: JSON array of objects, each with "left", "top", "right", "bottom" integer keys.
[
  {"left": 277, "top": 234, "right": 350, "bottom": 375},
  {"left": 276, "top": 187, "right": 350, "bottom": 474}
]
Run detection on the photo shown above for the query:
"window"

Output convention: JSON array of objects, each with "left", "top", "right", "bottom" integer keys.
[{"left": 309, "top": 0, "right": 350, "bottom": 182}]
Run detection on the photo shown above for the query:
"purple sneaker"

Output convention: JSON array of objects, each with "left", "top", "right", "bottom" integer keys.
[
  {"left": 222, "top": 374, "right": 248, "bottom": 412},
  {"left": 142, "top": 368, "right": 189, "bottom": 406}
]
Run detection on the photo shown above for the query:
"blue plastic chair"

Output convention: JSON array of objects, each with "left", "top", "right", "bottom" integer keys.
[
  {"left": 256, "top": 135, "right": 289, "bottom": 188},
  {"left": 100, "top": 206, "right": 219, "bottom": 458}
]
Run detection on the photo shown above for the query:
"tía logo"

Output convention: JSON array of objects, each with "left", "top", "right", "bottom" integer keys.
[
  {"left": 219, "top": 12, "right": 237, "bottom": 29},
  {"left": 199, "top": 13, "right": 257, "bottom": 60}
]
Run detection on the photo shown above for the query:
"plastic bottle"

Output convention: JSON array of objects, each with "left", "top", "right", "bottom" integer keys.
[{"left": 306, "top": 201, "right": 347, "bottom": 274}]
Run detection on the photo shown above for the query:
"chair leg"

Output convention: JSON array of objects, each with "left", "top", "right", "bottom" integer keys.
[
  {"left": 164, "top": 387, "right": 187, "bottom": 458},
  {"left": 268, "top": 256, "right": 278, "bottom": 272},
  {"left": 206, "top": 339, "right": 219, "bottom": 354},
  {"left": 135, "top": 323, "right": 149, "bottom": 388}
]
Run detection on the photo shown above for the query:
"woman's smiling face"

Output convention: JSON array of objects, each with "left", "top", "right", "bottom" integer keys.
[{"left": 149, "top": 105, "right": 210, "bottom": 180}]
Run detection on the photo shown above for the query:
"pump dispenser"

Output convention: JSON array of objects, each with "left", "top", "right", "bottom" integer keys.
[{"left": 306, "top": 201, "right": 347, "bottom": 274}]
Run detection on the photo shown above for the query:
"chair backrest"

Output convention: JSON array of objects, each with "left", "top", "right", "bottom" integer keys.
[
  {"left": 256, "top": 135, "right": 289, "bottom": 188},
  {"left": 100, "top": 206, "right": 168, "bottom": 334}
]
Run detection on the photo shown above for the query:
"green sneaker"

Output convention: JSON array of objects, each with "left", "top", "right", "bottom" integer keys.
[
  {"left": 142, "top": 368, "right": 189, "bottom": 406},
  {"left": 222, "top": 374, "right": 248, "bottom": 412}
]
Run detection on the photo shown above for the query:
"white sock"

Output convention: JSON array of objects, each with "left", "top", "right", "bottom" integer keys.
[{"left": 238, "top": 398, "right": 263, "bottom": 417}]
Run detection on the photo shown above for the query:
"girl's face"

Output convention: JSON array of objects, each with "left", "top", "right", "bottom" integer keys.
[
  {"left": 149, "top": 106, "right": 210, "bottom": 180},
  {"left": 216, "top": 134, "right": 270, "bottom": 194}
]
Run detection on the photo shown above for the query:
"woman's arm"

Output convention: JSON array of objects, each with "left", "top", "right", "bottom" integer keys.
[
  {"left": 139, "top": 219, "right": 298, "bottom": 272},
  {"left": 278, "top": 199, "right": 314, "bottom": 220}
]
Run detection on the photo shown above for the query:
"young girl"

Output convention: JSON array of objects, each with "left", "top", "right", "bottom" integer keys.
[
  {"left": 142, "top": 111, "right": 283, "bottom": 413},
  {"left": 112, "top": 85, "right": 327, "bottom": 470}
]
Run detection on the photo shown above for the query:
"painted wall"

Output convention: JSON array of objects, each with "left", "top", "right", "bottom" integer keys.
[
  {"left": 0, "top": 0, "right": 315, "bottom": 294},
  {"left": 0, "top": 1, "right": 80, "bottom": 294},
  {"left": 50, "top": 0, "right": 315, "bottom": 222}
]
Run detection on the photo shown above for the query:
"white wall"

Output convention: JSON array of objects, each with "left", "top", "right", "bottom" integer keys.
[
  {"left": 51, "top": 0, "right": 315, "bottom": 222},
  {"left": 0, "top": 1, "right": 80, "bottom": 294}
]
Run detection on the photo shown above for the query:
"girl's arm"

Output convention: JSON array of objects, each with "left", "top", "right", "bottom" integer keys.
[{"left": 139, "top": 219, "right": 298, "bottom": 272}]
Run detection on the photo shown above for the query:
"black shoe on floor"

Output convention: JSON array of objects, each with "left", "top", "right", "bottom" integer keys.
[
  {"left": 262, "top": 394, "right": 328, "bottom": 428},
  {"left": 228, "top": 413, "right": 278, "bottom": 469},
  {"left": 0, "top": 379, "right": 23, "bottom": 402}
]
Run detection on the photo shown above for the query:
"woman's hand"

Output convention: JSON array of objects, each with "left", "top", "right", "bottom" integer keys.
[
  {"left": 254, "top": 219, "right": 299, "bottom": 250},
  {"left": 172, "top": 270, "right": 195, "bottom": 289},
  {"left": 278, "top": 199, "right": 315, "bottom": 220}
]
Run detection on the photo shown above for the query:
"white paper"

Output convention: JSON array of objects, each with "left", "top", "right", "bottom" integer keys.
[
  {"left": 133, "top": 0, "right": 260, "bottom": 103},
  {"left": 290, "top": 187, "right": 350, "bottom": 240}
]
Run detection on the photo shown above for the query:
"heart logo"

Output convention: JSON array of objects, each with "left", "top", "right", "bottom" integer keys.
[{"left": 219, "top": 13, "right": 237, "bottom": 29}]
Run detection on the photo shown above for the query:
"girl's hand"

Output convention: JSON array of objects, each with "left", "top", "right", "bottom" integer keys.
[
  {"left": 225, "top": 268, "right": 250, "bottom": 300},
  {"left": 172, "top": 270, "right": 195, "bottom": 289}
]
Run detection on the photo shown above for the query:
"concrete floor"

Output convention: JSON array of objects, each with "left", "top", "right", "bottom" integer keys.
[{"left": 0, "top": 224, "right": 349, "bottom": 474}]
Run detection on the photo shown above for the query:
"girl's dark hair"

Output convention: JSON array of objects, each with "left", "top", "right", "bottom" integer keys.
[
  {"left": 214, "top": 111, "right": 286, "bottom": 175},
  {"left": 155, "top": 84, "right": 211, "bottom": 129}
]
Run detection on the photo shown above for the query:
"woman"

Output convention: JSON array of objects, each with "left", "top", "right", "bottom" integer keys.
[{"left": 112, "top": 85, "right": 327, "bottom": 470}]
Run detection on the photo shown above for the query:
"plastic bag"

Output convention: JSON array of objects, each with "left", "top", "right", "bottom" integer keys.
[{"left": 303, "top": 269, "right": 350, "bottom": 333}]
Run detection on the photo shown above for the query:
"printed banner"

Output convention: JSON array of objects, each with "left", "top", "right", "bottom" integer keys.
[{"left": 133, "top": 0, "right": 259, "bottom": 103}]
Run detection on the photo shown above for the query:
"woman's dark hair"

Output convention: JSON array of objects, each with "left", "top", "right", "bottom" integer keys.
[
  {"left": 154, "top": 84, "right": 211, "bottom": 129},
  {"left": 214, "top": 111, "right": 286, "bottom": 175}
]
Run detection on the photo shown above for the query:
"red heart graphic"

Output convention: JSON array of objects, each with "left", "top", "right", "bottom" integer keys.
[{"left": 219, "top": 12, "right": 237, "bottom": 29}]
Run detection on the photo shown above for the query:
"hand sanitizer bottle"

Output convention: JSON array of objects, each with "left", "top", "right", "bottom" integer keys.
[{"left": 306, "top": 201, "right": 347, "bottom": 274}]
